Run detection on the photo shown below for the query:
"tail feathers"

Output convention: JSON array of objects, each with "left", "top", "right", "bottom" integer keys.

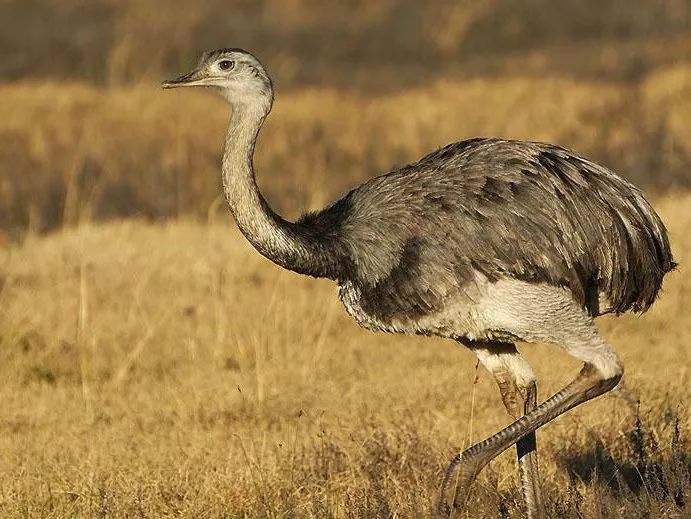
[{"left": 608, "top": 189, "right": 675, "bottom": 313}]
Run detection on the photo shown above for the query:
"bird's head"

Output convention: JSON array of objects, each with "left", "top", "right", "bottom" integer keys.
[{"left": 162, "top": 48, "right": 273, "bottom": 110}]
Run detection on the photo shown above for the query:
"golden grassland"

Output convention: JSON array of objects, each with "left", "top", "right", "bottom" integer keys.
[
  {"left": 3, "top": 3, "right": 691, "bottom": 517},
  {"left": 2, "top": 62, "right": 691, "bottom": 236},
  {"left": 0, "top": 191, "right": 689, "bottom": 518},
  {"left": 6, "top": 0, "right": 691, "bottom": 88}
]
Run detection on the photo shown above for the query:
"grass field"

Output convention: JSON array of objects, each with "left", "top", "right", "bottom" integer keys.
[
  {"left": 0, "top": 191, "right": 689, "bottom": 518},
  {"left": 3, "top": 62, "right": 691, "bottom": 236},
  {"left": 2, "top": 2, "right": 691, "bottom": 517}
]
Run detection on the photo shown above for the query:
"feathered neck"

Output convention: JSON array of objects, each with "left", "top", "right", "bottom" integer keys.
[{"left": 221, "top": 100, "right": 344, "bottom": 280}]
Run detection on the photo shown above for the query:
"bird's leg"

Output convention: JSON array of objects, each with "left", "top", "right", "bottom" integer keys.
[
  {"left": 439, "top": 361, "right": 622, "bottom": 518},
  {"left": 467, "top": 342, "right": 544, "bottom": 519},
  {"left": 495, "top": 374, "right": 543, "bottom": 519}
]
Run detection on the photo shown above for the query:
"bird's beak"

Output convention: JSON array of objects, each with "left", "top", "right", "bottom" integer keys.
[{"left": 161, "top": 69, "right": 208, "bottom": 89}]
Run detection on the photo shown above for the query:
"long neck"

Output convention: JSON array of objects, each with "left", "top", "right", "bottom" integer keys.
[{"left": 221, "top": 100, "right": 339, "bottom": 279}]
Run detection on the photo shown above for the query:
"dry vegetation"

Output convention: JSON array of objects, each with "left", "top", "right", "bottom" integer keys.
[
  {"left": 4, "top": 0, "right": 691, "bottom": 86},
  {"left": 2, "top": 0, "right": 691, "bottom": 237},
  {"left": 3, "top": 62, "right": 691, "bottom": 237},
  {"left": 0, "top": 194, "right": 689, "bottom": 518},
  {"left": 2, "top": 1, "right": 691, "bottom": 517}
]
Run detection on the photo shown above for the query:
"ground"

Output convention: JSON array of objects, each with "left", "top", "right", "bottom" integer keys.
[{"left": 0, "top": 194, "right": 689, "bottom": 518}]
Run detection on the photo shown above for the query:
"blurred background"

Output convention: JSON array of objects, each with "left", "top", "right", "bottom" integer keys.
[{"left": 2, "top": 0, "right": 691, "bottom": 238}]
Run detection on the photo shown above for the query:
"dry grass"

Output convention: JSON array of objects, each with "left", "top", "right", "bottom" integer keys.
[
  {"left": 0, "top": 192, "right": 689, "bottom": 518},
  {"left": 2, "top": 3, "right": 690, "bottom": 517},
  {"left": 3, "top": 63, "right": 691, "bottom": 236},
  {"left": 4, "top": 0, "right": 691, "bottom": 87}
]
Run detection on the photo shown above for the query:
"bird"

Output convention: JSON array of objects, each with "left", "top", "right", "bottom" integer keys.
[{"left": 162, "top": 48, "right": 675, "bottom": 519}]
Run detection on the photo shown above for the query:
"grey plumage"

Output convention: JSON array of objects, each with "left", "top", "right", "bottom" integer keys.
[
  {"left": 163, "top": 48, "right": 675, "bottom": 519},
  {"left": 298, "top": 138, "right": 674, "bottom": 322}
]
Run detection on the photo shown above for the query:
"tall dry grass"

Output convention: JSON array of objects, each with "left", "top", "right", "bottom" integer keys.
[
  {"left": 2, "top": 3, "right": 690, "bottom": 517},
  {"left": 0, "top": 192, "right": 689, "bottom": 518},
  {"left": 4, "top": 0, "right": 691, "bottom": 87},
  {"left": 3, "top": 63, "right": 691, "bottom": 237}
]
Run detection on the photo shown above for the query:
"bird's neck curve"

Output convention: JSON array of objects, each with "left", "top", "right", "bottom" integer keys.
[{"left": 221, "top": 99, "right": 338, "bottom": 279}]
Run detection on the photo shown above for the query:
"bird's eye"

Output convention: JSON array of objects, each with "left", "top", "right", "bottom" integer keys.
[{"left": 218, "top": 60, "right": 234, "bottom": 71}]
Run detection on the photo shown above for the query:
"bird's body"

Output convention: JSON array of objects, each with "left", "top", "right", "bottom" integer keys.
[
  {"left": 163, "top": 49, "right": 675, "bottom": 519},
  {"left": 296, "top": 138, "right": 672, "bottom": 342}
]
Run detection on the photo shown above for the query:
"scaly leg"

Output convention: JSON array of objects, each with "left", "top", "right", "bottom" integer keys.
[
  {"left": 496, "top": 372, "right": 543, "bottom": 518},
  {"left": 514, "top": 381, "right": 543, "bottom": 518},
  {"left": 470, "top": 342, "right": 544, "bottom": 519},
  {"left": 439, "top": 361, "right": 622, "bottom": 518}
]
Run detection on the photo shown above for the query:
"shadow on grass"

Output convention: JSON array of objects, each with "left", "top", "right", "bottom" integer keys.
[{"left": 552, "top": 404, "right": 691, "bottom": 518}]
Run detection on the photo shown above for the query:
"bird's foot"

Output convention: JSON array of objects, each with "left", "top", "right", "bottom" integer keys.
[{"left": 438, "top": 450, "right": 484, "bottom": 518}]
